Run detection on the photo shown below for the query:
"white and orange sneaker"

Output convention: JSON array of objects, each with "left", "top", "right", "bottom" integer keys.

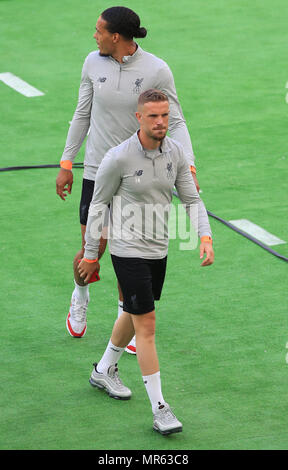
[
  {"left": 66, "top": 290, "right": 89, "bottom": 338},
  {"left": 125, "top": 335, "right": 136, "bottom": 355}
]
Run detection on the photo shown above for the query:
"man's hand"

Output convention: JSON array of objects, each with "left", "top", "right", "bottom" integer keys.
[
  {"left": 56, "top": 168, "right": 73, "bottom": 200},
  {"left": 200, "top": 242, "right": 214, "bottom": 267},
  {"left": 78, "top": 259, "right": 100, "bottom": 283},
  {"left": 192, "top": 173, "right": 200, "bottom": 193}
]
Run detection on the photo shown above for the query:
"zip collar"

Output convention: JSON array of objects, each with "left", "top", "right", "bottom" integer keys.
[
  {"left": 109, "top": 44, "right": 142, "bottom": 66},
  {"left": 134, "top": 130, "right": 171, "bottom": 158},
  {"left": 122, "top": 44, "right": 142, "bottom": 64}
]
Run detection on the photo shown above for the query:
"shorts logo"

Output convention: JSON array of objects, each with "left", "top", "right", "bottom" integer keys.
[
  {"left": 166, "top": 162, "right": 174, "bottom": 180},
  {"left": 133, "top": 78, "right": 144, "bottom": 94}
]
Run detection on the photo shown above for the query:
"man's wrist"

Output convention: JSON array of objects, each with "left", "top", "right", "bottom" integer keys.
[{"left": 60, "top": 160, "right": 73, "bottom": 170}]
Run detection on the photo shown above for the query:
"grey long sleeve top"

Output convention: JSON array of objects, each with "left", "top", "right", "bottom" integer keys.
[
  {"left": 84, "top": 132, "right": 211, "bottom": 260},
  {"left": 60, "top": 46, "right": 196, "bottom": 180}
]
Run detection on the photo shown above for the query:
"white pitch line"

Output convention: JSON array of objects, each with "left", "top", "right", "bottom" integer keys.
[
  {"left": 229, "top": 219, "right": 286, "bottom": 246},
  {"left": 0, "top": 72, "right": 44, "bottom": 97}
]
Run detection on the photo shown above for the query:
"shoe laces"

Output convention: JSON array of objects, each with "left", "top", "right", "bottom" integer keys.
[
  {"left": 72, "top": 296, "right": 88, "bottom": 322},
  {"left": 155, "top": 404, "right": 177, "bottom": 423},
  {"left": 108, "top": 364, "right": 126, "bottom": 389}
]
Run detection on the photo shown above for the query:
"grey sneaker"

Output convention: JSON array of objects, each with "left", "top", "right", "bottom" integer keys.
[
  {"left": 153, "top": 403, "right": 182, "bottom": 435},
  {"left": 89, "top": 363, "right": 132, "bottom": 400}
]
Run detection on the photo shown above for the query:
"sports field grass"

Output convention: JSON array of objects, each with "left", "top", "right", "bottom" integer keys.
[{"left": 1, "top": 0, "right": 287, "bottom": 451}]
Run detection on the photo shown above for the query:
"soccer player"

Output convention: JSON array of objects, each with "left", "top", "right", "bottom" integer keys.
[
  {"left": 56, "top": 7, "right": 200, "bottom": 351},
  {"left": 78, "top": 90, "right": 214, "bottom": 435}
]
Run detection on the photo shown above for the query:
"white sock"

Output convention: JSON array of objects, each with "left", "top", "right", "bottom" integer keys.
[
  {"left": 118, "top": 300, "right": 123, "bottom": 319},
  {"left": 97, "top": 340, "right": 125, "bottom": 374},
  {"left": 74, "top": 280, "right": 89, "bottom": 302},
  {"left": 142, "top": 371, "right": 165, "bottom": 412}
]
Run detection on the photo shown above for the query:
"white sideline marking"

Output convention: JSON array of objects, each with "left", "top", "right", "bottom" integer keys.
[
  {"left": 229, "top": 219, "right": 286, "bottom": 246},
  {"left": 0, "top": 72, "right": 44, "bottom": 97}
]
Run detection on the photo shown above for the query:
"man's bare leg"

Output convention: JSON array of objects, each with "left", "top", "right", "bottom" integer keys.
[
  {"left": 116, "top": 281, "right": 137, "bottom": 355},
  {"left": 93, "top": 310, "right": 165, "bottom": 410},
  {"left": 89, "top": 308, "right": 182, "bottom": 433},
  {"left": 66, "top": 224, "right": 107, "bottom": 337},
  {"left": 130, "top": 311, "right": 159, "bottom": 375}
]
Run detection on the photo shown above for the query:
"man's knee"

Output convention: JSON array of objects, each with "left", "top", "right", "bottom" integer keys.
[{"left": 134, "top": 311, "right": 156, "bottom": 338}]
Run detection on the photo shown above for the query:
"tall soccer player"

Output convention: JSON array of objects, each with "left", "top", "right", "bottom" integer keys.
[
  {"left": 78, "top": 90, "right": 214, "bottom": 435},
  {"left": 56, "top": 7, "right": 199, "bottom": 352}
]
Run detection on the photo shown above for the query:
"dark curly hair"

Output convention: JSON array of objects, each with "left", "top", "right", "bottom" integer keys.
[{"left": 101, "top": 6, "right": 147, "bottom": 40}]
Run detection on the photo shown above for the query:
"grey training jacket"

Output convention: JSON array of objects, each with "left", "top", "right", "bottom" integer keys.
[
  {"left": 84, "top": 132, "right": 211, "bottom": 260},
  {"left": 60, "top": 46, "right": 195, "bottom": 180}
]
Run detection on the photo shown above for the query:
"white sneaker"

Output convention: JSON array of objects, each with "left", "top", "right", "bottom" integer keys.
[
  {"left": 66, "top": 289, "right": 89, "bottom": 338},
  {"left": 125, "top": 335, "right": 136, "bottom": 355},
  {"left": 89, "top": 363, "right": 132, "bottom": 400},
  {"left": 153, "top": 403, "right": 182, "bottom": 435}
]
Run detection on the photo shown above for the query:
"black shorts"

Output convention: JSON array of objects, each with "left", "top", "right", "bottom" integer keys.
[
  {"left": 79, "top": 179, "right": 95, "bottom": 225},
  {"left": 111, "top": 255, "right": 167, "bottom": 315}
]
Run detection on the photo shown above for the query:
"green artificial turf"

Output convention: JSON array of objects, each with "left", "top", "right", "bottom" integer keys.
[{"left": 0, "top": 0, "right": 287, "bottom": 450}]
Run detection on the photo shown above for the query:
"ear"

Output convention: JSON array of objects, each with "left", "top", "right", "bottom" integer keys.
[
  {"left": 135, "top": 111, "right": 142, "bottom": 123},
  {"left": 112, "top": 32, "right": 120, "bottom": 43}
]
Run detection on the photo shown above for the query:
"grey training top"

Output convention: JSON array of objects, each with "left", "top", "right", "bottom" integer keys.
[
  {"left": 60, "top": 46, "right": 195, "bottom": 180},
  {"left": 84, "top": 132, "right": 211, "bottom": 260}
]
